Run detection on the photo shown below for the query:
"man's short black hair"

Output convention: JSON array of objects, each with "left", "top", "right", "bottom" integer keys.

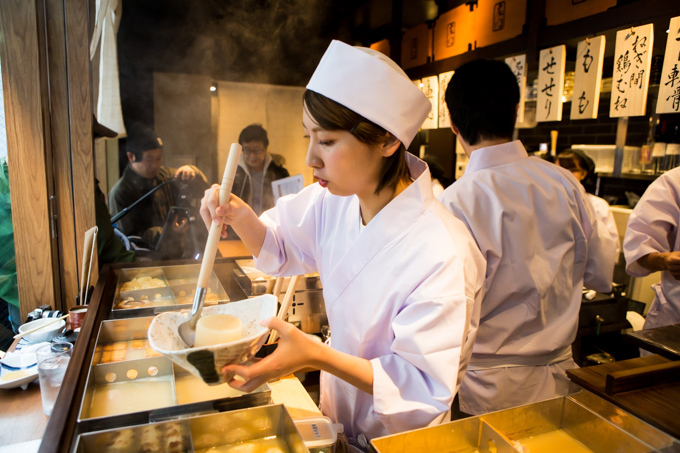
[
  {"left": 445, "top": 59, "right": 520, "bottom": 146},
  {"left": 126, "top": 123, "right": 163, "bottom": 160},
  {"left": 238, "top": 124, "right": 269, "bottom": 147}
]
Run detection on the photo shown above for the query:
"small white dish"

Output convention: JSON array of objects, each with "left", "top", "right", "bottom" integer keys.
[
  {"left": 18, "top": 318, "right": 66, "bottom": 343},
  {"left": 148, "top": 295, "right": 277, "bottom": 385},
  {"left": 0, "top": 351, "right": 39, "bottom": 390}
]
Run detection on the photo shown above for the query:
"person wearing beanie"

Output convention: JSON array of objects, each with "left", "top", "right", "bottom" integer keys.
[
  {"left": 233, "top": 124, "right": 290, "bottom": 217},
  {"left": 438, "top": 59, "right": 617, "bottom": 416},
  {"left": 108, "top": 123, "right": 208, "bottom": 247},
  {"left": 200, "top": 40, "right": 485, "bottom": 446},
  {"left": 557, "top": 149, "right": 621, "bottom": 257}
]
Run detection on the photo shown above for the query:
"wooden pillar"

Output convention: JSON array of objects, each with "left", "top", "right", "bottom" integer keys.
[
  {"left": 0, "top": 0, "right": 58, "bottom": 319},
  {"left": 47, "top": 0, "right": 96, "bottom": 310}
]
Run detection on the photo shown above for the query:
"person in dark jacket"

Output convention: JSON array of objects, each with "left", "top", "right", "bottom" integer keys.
[
  {"left": 233, "top": 124, "right": 290, "bottom": 217},
  {"left": 108, "top": 123, "right": 208, "bottom": 247}
]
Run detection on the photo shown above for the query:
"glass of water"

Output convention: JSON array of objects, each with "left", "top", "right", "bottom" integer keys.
[{"left": 36, "top": 342, "right": 73, "bottom": 416}]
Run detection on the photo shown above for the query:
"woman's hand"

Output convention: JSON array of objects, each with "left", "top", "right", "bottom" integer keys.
[
  {"left": 223, "top": 317, "right": 323, "bottom": 393},
  {"left": 199, "top": 184, "right": 251, "bottom": 238}
]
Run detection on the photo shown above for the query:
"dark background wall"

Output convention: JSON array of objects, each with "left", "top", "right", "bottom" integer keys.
[{"left": 117, "top": 0, "right": 360, "bottom": 132}]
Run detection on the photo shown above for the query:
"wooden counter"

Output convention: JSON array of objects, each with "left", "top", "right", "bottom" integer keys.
[
  {"left": 0, "top": 381, "right": 47, "bottom": 446},
  {"left": 624, "top": 323, "right": 680, "bottom": 360},
  {"left": 567, "top": 355, "right": 680, "bottom": 439}
]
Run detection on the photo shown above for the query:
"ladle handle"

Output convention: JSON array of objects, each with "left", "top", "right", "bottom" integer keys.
[{"left": 197, "top": 143, "right": 242, "bottom": 290}]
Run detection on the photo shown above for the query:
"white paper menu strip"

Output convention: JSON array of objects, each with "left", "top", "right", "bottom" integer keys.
[
  {"left": 610, "top": 24, "right": 654, "bottom": 118},
  {"left": 505, "top": 55, "right": 527, "bottom": 124},
  {"left": 413, "top": 79, "right": 424, "bottom": 132},
  {"left": 438, "top": 71, "right": 455, "bottom": 129},
  {"left": 537, "top": 45, "right": 566, "bottom": 122},
  {"left": 656, "top": 16, "right": 680, "bottom": 114},
  {"left": 420, "top": 75, "right": 439, "bottom": 130},
  {"left": 571, "top": 36, "right": 606, "bottom": 120}
]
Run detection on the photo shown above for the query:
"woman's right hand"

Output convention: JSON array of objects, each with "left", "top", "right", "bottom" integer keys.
[
  {"left": 222, "top": 317, "right": 324, "bottom": 393},
  {"left": 199, "top": 184, "right": 252, "bottom": 238}
]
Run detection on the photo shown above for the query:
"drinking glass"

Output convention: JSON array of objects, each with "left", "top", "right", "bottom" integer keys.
[{"left": 37, "top": 342, "right": 73, "bottom": 416}]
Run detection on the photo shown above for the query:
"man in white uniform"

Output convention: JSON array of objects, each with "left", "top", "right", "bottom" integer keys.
[
  {"left": 438, "top": 59, "right": 618, "bottom": 415},
  {"left": 201, "top": 41, "right": 486, "bottom": 445},
  {"left": 623, "top": 166, "right": 680, "bottom": 331}
]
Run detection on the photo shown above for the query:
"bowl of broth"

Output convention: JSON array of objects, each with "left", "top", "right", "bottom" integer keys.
[{"left": 147, "top": 295, "right": 277, "bottom": 385}]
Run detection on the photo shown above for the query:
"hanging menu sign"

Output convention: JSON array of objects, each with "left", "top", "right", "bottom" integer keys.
[
  {"left": 571, "top": 36, "right": 605, "bottom": 120},
  {"left": 438, "top": 71, "right": 455, "bottom": 128},
  {"left": 537, "top": 45, "right": 566, "bottom": 122},
  {"left": 505, "top": 54, "right": 527, "bottom": 123},
  {"left": 611, "top": 24, "right": 654, "bottom": 118},
  {"left": 657, "top": 16, "right": 680, "bottom": 114},
  {"left": 420, "top": 75, "right": 439, "bottom": 129}
]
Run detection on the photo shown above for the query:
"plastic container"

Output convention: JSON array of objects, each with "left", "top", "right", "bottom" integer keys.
[{"left": 294, "top": 416, "right": 338, "bottom": 453}]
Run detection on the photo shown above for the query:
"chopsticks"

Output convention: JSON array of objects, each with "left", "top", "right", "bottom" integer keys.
[
  {"left": 267, "top": 275, "right": 300, "bottom": 345},
  {"left": 13, "top": 315, "right": 68, "bottom": 340}
]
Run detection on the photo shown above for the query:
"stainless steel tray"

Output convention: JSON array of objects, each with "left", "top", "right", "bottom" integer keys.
[
  {"left": 74, "top": 404, "right": 308, "bottom": 453},
  {"left": 112, "top": 265, "right": 229, "bottom": 318},
  {"left": 77, "top": 317, "right": 271, "bottom": 434},
  {"left": 233, "top": 259, "right": 322, "bottom": 297},
  {"left": 370, "top": 391, "right": 680, "bottom": 452}
]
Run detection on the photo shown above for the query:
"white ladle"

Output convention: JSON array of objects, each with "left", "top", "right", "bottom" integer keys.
[{"left": 178, "top": 143, "right": 241, "bottom": 347}]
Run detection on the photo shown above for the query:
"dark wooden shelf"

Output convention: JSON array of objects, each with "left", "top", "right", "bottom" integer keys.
[{"left": 404, "top": 0, "right": 680, "bottom": 79}]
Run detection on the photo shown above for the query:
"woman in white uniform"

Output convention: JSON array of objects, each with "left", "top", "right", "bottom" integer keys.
[
  {"left": 623, "top": 166, "right": 680, "bottom": 331},
  {"left": 200, "top": 40, "right": 486, "bottom": 447},
  {"left": 557, "top": 149, "right": 621, "bottom": 257}
]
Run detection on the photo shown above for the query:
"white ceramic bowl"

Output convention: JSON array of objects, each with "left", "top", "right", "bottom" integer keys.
[
  {"left": 148, "top": 294, "right": 277, "bottom": 385},
  {"left": 18, "top": 318, "right": 66, "bottom": 343}
]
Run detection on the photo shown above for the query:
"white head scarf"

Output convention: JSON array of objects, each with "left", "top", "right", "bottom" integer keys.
[{"left": 306, "top": 40, "right": 430, "bottom": 148}]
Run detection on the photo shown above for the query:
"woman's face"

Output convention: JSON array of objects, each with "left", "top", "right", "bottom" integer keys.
[
  {"left": 570, "top": 167, "right": 587, "bottom": 182},
  {"left": 303, "top": 109, "right": 384, "bottom": 198}
]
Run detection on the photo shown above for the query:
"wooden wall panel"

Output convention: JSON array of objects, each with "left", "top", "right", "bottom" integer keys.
[
  {"left": 0, "top": 0, "right": 57, "bottom": 318},
  {"left": 64, "top": 0, "right": 96, "bottom": 309},
  {"left": 45, "top": 0, "right": 79, "bottom": 311}
]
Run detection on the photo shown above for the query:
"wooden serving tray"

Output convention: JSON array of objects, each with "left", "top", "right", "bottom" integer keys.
[{"left": 567, "top": 355, "right": 680, "bottom": 439}]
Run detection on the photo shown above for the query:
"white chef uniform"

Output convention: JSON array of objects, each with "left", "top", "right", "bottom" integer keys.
[
  {"left": 624, "top": 166, "right": 680, "bottom": 330},
  {"left": 438, "top": 140, "right": 618, "bottom": 415},
  {"left": 255, "top": 153, "right": 486, "bottom": 440},
  {"left": 588, "top": 194, "right": 621, "bottom": 257}
]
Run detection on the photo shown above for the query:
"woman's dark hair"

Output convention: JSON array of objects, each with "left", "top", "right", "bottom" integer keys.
[
  {"left": 303, "top": 90, "right": 410, "bottom": 195},
  {"left": 445, "top": 59, "right": 519, "bottom": 146},
  {"left": 557, "top": 149, "right": 597, "bottom": 193}
]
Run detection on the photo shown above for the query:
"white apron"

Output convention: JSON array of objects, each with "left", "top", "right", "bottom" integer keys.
[{"left": 256, "top": 154, "right": 485, "bottom": 439}]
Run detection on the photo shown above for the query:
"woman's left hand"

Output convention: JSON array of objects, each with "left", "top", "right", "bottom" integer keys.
[{"left": 223, "top": 317, "right": 322, "bottom": 392}]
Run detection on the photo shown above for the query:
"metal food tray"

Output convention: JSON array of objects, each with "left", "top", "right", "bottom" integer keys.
[
  {"left": 370, "top": 391, "right": 680, "bottom": 452},
  {"left": 164, "top": 263, "right": 229, "bottom": 306},
  {"left": 234, "top": 259, "right": 322, "bottom": 297},
  {"left": 113, "top": 267, "right": 177, "bottom": 316},
  {"left": 77, "top": 317, "right": 271, "bottom": 434},
  {"left": 74, "top": 404, "right": 308, "bottom": 453},
  {"left": 112, "top": 265, "right": 229, "bottom": 318}
]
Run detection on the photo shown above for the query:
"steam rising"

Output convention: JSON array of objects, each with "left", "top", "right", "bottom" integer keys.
[{"left": 119, "top": 0, "right": 353, "bottom": 87}]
